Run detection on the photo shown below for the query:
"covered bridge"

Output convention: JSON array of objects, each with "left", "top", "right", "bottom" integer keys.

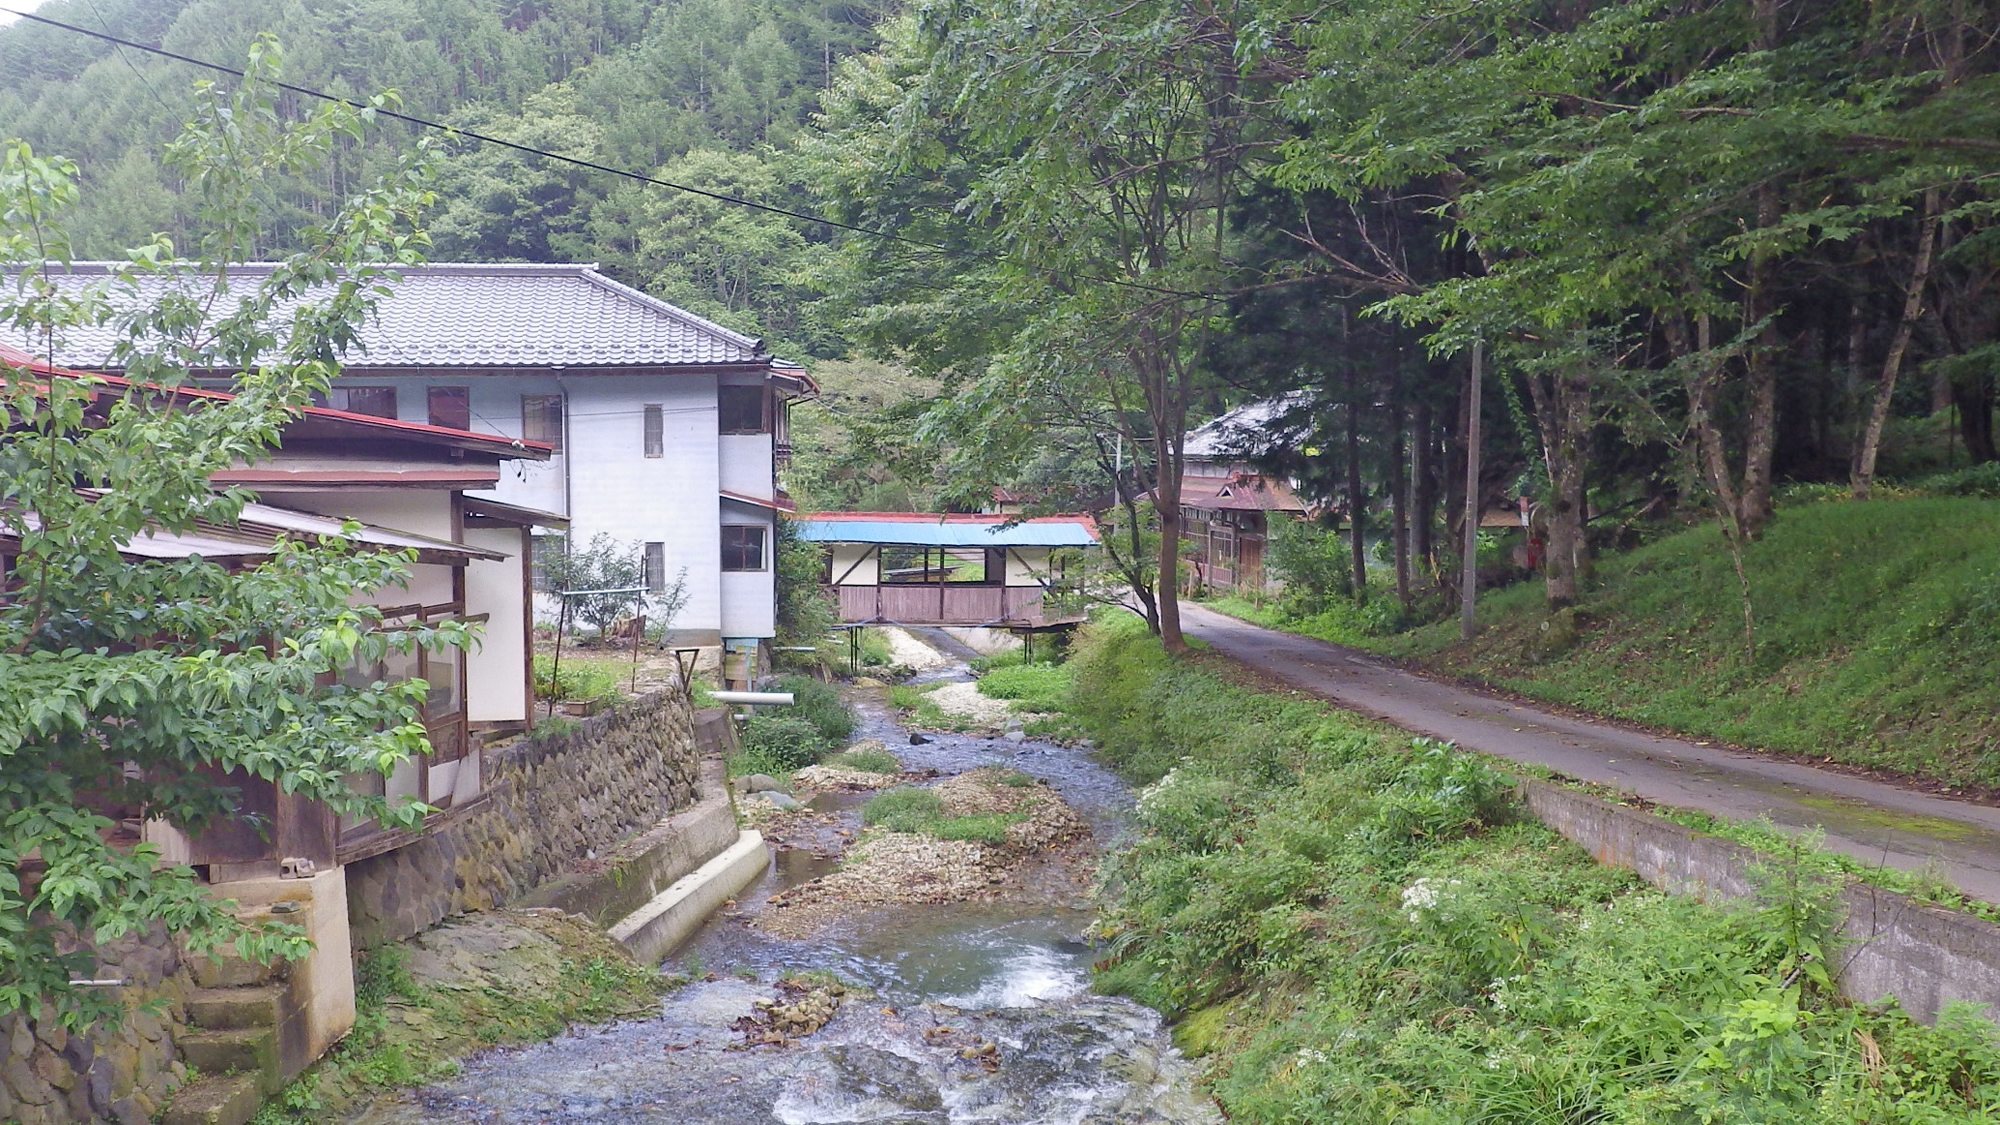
[{"left": 794, "top": 512, "right": 1098, "bottom": 628}]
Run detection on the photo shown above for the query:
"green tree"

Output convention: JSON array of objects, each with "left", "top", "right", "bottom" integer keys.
[{"left": 0, "top": 43, "right": 451, "bottom": 1028}]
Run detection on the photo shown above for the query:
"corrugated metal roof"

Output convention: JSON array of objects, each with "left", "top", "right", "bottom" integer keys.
[
  {"left": 1185, "top": 391, "right": 1313, "bottom": 460},
  {"left": 8, "top": 263, "right": 771, "bottom": 370},
  {"left": 793, "top": 513, "right": 1099, "bottom": 548}
]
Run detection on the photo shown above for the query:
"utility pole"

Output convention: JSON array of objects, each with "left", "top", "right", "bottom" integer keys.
[{"left": 1460, "top": 340, "right": 1484, "bottom": 641}]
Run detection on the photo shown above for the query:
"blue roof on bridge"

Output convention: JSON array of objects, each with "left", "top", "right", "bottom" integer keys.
[{"left": 793, "top": 513, "right": 1099, "bottom": 548}]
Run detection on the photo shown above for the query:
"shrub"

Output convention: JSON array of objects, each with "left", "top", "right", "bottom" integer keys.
[
  {"left": 1918, "top": 462, "right": 2000, "bottom": 499},
  {"left": 1264, "top": 519, "right": 1352, "bottom": 614},
  {"left": 770, "top": 674, "right": 857, "bottom": 744},
  {"left": 738, "top": 715, "right": 822, "bottom": 773}
]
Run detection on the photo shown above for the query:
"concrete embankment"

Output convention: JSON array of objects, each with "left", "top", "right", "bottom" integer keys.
[{"left": 1524, "top": 778, "right": 2000, "bottom": 1023}]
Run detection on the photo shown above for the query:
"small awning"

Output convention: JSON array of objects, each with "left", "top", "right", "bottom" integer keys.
[
  {"left": 463, "top": 496, "right": 569, "bottom": 530},
  {"left": 793, "top": 512, "right": 1099, "bottom": 548}
]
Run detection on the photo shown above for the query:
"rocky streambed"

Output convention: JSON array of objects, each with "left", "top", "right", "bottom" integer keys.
[{"left": 353, "top": 654, "right": 1214, "bottom": 1125}]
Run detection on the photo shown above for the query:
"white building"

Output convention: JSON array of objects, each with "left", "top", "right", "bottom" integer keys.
[{"left": 19, "top": 262, "right": 813, "bottom": 658}]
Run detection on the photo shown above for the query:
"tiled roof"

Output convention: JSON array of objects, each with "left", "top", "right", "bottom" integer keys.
[
  {"left": 6, "top": 262, "right": 771, "bottom": 370},
  {"left": 1185, "top": 391, "right": 1313, "bottom": 460}
]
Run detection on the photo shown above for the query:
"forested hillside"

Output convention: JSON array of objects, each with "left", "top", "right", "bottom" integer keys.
[{"left": 0, "top": 0, "right": 879, "bottom": 355}]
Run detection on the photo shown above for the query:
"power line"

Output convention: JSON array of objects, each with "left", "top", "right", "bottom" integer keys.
[{"left": 0, "top": 6, "right": 1210, "bottom": 302}]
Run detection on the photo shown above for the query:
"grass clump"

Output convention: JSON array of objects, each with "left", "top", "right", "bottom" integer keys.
[
  {"left": 1059, "top": 618, "right": 2000, "bottom": 1123},
  {"left": 975, "top": 661, "right": 1073, "bottom": 713},
  {"left": 531, "top": 654, "right": 625, "bottom": 705},
  {"left": 823, "top": 746, "right": 901, "bottom": 774},
  {"left": 860, "top": 786, "right": 1024, "bottom": 844}
]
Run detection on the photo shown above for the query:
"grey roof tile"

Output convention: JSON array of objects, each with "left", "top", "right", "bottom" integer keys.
[{"left": 6, "top": 262, "right": 771, "bottom": 369}]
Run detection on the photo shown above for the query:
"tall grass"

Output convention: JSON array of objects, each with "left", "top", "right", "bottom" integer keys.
[{"left": 1061, "top": 619, "right": 2000, "bottom": 1123}]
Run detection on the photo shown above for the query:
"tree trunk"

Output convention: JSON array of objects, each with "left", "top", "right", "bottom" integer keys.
[
  {"left": 1460, "top": 342, "right": 1484, "bottom": 640},
  {"left": 1412, "top": 394, "right": 1436, "bottom": 576},
  {"left": 1523, "top": 355, "right": 1592, "bottom": 611},
  {"left": 1347, "top": 398, "right": 1367, "bottom": 603},
  {"left": 1955, "top": 377, "right": 1999, "bottom": 464},
  {"left": 1390, "top": 392, "right": 1411, "bottom": 612},
  {"left": 1853, "top": 188, "right": 1943, "bottom": 498}
]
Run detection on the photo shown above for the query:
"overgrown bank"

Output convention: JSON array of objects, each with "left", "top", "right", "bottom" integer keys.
[
  {"left": 1063, "top": 616, "right": 2000, "bottom": 1122},
  {"left": 1216, "top": 497, "right": 2000, "bottom": 791},
  {"left": 248, "top": 911, "right": 668, "bottom": 1124}
]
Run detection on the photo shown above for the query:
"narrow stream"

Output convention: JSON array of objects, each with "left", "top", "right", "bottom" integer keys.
[{"left": 356, "top": 656, "right": 1217, "bottom": 1125}]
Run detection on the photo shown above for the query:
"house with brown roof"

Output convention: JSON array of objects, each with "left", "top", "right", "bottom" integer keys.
[
  {"left": 1179, "top": 399, "right": 1310, "bottom": 593},
  {"left": 20, "top": 262, "right": 814, "bottom": 679}
]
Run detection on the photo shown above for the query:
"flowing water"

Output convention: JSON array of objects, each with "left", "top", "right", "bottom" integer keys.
[{"left": 355, "top": 651, "right": 1217, "bottom": 1125}]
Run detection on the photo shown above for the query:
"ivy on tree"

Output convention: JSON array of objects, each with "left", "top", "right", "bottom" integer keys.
[{"left": 0, "top": 41, "right": 454, "bottom": 1029}]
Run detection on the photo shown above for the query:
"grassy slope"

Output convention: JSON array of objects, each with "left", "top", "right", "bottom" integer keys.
[{"left": 1379, "top": 498, "right": 2000, "bottom": 788}]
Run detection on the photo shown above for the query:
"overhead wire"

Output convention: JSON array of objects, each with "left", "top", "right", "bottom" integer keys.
[{"left": 0, "top": 6, "right": 1213, "bottom": 302}]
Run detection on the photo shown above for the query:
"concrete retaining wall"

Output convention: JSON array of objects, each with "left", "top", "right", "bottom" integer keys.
[
  {"left": 347, "top": 691, "right": 704, "bottom": 947},
  {"left": 1523, "top": 779, "right": 2000, "bottom": 1022},
  {"left": 0, "top": 924, "right": 191, "bottom": 1125}
]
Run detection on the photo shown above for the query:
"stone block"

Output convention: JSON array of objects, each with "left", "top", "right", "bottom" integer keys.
[{"left": 161, "top": 1073, "right": 262, "bottom": 1125}]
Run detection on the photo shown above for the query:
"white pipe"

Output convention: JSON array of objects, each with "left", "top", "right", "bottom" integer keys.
[{"left": 709, "top": 691, "right": 794, "bottom": 706}]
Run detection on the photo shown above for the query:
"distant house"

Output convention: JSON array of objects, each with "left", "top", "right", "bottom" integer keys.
[
  {"left": 795, "top": 512, "right": 1099, "bottom": 629},
  {"left": 18, "top": 262, "right": 814, "bottom": 673},
  {"left": 1179, "top": 399, "right": 1310, "bottom": 593}
]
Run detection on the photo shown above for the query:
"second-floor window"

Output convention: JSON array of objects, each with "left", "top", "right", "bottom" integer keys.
[
  {"left": 719, "top": 385, "right": 767, "bottom": 434},
  {"left": 521, "top": 394, "right": 563, "bottom": 450},
  {"left": 428, "top": 386, "right": 471, "bottom": 430},
  {"left": 327, "top": 386, "right": 397, "bottom": 418}
]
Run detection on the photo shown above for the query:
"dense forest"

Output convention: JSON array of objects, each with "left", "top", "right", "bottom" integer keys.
[
  {"left": 0, "top": 0, "right": 880, "bottom": 355},
  {"left": 7, "top": 0, "right": 2000, "bottom": 644}
]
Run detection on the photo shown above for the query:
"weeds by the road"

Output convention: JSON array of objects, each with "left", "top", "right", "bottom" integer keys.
[{"left": 1061, "top": 615, "right": 2000, "bottom": 1123}]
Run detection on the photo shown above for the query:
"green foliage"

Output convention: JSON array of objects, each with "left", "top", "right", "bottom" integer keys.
[
  {"left": 773, "top": 519, "right": 836, "bottom": 653},
  {"left": 736, "top": 715, "right": 822, "bottom": 774},
  {"left": 823, "top": 746, "right": 900, "bottom": 774},
  {"left": 1387, "top": 498, "right": 2000, "bottom": 788},
  {"left": 859, "top": 786, "right": 1023, "bottom": 843},
  {"left": 1063, "top": 620, "right": 2000, "bottom": 1123},
  {"left": 974, "top": 662, "right": 1073, "bottom": 714},
  {"left": 1918, "top": 463, "right": 2000, "bottom": 499},
  {"left": 530, "top": 655, "right": 624, "bottom": 705},
  {"left": 768, "top": 674, "right": 856, "bottom": 745},
  {"left": 0, "top": 45, "right": 453, "bottom": 1028},
  {"left": 860, "top": 787, "right": 945, "bottom": 832},
  {"left": 1263, "top": 520, "right": 1352, "bottom": 616},
  {"left": 542, "top": 534, "right": 688, "bottom": 640}
]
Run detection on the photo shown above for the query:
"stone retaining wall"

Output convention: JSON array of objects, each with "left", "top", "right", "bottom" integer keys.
[
  {"left": 347, "top": 691, "right": 704, "bottom": 947},
  {"left": 0, "top": 925, "right": 191, "bottom": 1125},
  {"left": 1522, "top": 779, "right": 2000, "bottom": 1023}
]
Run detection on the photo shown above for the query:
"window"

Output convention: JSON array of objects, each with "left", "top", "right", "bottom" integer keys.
[
  {"left": 721, "top": 525, "right": 766, "bottom": 571},
  {"left": 643, "top": 404, "right": 664, "bottom": 457},
  {"left": 643, "top": 542, "right": 666, "bottom": 592},
  {"left": 530, "top": 534, "right": 561, "bottom": 592},
  {"left": 521, "top": 394, "right": 563, "bottom": 451},
  {"left": 428, "top": 385, "right": 471, "bottom": 430},
  {"left": 719, "top": 385, "right": 767, "bottom": 434},
  {"left": 329, "top": 386, "right": 397, "bottom": 418}
]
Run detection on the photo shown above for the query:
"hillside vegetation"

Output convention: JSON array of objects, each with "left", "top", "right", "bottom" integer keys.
[
  {"left": 1056, "top": 617, "right": 2000, "bottom": 1124},
  {"left": 1379, "top": 498, "right": 2000, "bottom": 790}
]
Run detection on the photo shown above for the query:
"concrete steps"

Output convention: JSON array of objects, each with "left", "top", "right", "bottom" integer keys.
[
  {"left": 167, "top": 949, "right": 288, "bottom": 1123},
  {"left": 161, "top": 1073, "right": 262, "bottom": 1125}
]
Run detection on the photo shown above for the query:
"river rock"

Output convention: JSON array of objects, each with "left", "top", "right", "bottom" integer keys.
[
  {"left": 1002, "top": 730, "right": 1028, "bottom": 743},
  {"left": 752, "top": 791, "right": 805, "bottom": 811},
  {"left": 733, "top": 774, "right": 787, "bottom": 795}
]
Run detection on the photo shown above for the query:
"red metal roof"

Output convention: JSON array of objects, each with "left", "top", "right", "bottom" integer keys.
[
  {"left": 211, "top": 468, "right": 503, "bottom": 488},
  {"left": 1, "top": 343, "right": 553, "bottom": 459}
]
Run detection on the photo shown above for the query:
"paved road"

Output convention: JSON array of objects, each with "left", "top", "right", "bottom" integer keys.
[{"left": 1181, "top": 603, "right": 2000, "bottom": 904}]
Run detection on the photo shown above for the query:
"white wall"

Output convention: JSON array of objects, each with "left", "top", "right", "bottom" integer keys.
[
  {"left": 261, "top": 490, "right": 459, "bottom": 607},
  {"left": 828, "top": 543, "right": 878, "bottom": 585},
  {"left": 1004, "top": 547, "right": 1054, "bottom": 587},
  {"left": 719, "top": 510, "right": 776, "bottom": 639},
  {"left": 461, "top": 525, "right": 528, "bottom": 723},
  {"left": 327, "top": 370, "right": 787, "bottom": 643}
]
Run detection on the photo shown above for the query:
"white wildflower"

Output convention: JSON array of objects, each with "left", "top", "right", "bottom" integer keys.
[{"left": 1399, "top": 876, "right": 1461, "bottom": 923}]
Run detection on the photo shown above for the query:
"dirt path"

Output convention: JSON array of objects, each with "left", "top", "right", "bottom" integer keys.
[{"left": 1181, "top": 603, "right": 2000, "bottom": 904}]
